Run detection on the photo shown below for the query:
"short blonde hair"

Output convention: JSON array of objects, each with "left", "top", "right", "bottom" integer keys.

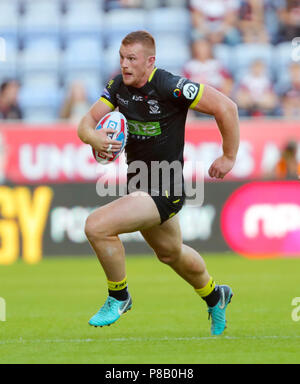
[{"left": 122, "top": 30, "right": 156, "bottom": 56}]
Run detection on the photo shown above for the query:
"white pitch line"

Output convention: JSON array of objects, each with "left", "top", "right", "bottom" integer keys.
[{"left": 0, "top": 335, "right": 300, "bottom": 346}]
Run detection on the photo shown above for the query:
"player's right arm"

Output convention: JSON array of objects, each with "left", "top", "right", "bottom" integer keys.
[
  {"left": 78, "top": 76, "right": 122, "bottom": 158},
  {"left": 78, "top": 99, "right": 122, "bottom": 158}
]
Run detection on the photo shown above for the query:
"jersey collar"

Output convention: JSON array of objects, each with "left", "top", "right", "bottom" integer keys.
[{"left": 148, "top": 67, "right": 157, "bottom": 83}]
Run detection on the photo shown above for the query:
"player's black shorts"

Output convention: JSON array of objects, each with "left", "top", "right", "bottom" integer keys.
[
  {"left": 151, "top": 190, "right": 185, "bottom": 224},
  {"left": 127, "top": 171, "right": 185, "bottom": 224}
]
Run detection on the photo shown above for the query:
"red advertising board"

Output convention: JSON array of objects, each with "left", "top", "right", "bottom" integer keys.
[{"left": 0, "top": 120, "right": 299, "bottom": 184}]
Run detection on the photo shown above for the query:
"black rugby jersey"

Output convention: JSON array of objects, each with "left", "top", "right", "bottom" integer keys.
[{"left": 100, "top": 68, "right": 204, "bottom": 168}]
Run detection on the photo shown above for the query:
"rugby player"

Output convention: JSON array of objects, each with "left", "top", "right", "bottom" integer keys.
[{"left": 78, "top": 31, "right": 240, "bottom": 335}]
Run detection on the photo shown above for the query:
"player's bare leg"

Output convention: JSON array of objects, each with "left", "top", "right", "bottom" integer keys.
[
  {"left": 85, "top": 193, "right": 160, "bottom": 281},
  {"left": 140, "top": 215, "right": 210, "bottom": 289},
  {"left": 85, "top": 193, "right": 161, "bottom": 327},
  {"left": 141, "top": 215, "right": 233, "bottom": 335}
]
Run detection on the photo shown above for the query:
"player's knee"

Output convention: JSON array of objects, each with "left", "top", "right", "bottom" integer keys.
[
  {"left": 84, "top": 213, "right": 107, "bottom": 242},
  {"left": 84, "top": 215, "right": 98, "bottom": 241},
  {"left": 155, "top": 242, "right": 182, "bottom": 265}
]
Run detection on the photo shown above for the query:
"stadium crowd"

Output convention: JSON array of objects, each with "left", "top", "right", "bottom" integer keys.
[
  {"left": 185, "top": 0, "right": 300, "bottom": 118},
  {"left": 0, "top": 0, "right": 299, "bottom": 121}
]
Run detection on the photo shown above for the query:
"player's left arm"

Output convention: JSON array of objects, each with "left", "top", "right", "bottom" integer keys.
[{"left": 192, "top": 85, "right": 240, "bottom": 179}]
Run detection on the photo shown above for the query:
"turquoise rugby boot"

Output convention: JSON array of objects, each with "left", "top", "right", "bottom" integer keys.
[
  {"left": 207, "top": 285, "right": 233, "bottom": 336},
  {"left": 89, "top": 294, "right": 132, "bottom": 328}
]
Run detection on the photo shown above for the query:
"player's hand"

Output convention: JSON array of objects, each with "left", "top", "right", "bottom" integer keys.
[
  {"left": 91, "top": 128, "right": 122, "bottom": 158},
  {"left": 208, "top": 155, "right": 235, "bottom": 179}
]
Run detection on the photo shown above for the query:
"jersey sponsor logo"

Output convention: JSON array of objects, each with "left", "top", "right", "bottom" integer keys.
[
  {"left": 183, "top": 83, "right": 198, "bottom": 100},
  {"left": 147, "top": 99, "right": 161, "bottom": 114},
  {"left": 116, "top": 94, "right": 129, "bottom": 107},
  {"left": 173, "top": 88, "right": 182, "bottom": 98},
  {"left": 128, "top": 120, "right": 161, "bottom": 136},
  {"left": 176, "top": 77, "right": 185, "bottom": 89},
  {"left": 132, "top": 95, "right": 144, "bottom": 102},
  {"left": 107, "top": 79, "right": 114, "bottom": 89},
  {"left": 102, "top": 88, "right": 111, "bottom": 99}
]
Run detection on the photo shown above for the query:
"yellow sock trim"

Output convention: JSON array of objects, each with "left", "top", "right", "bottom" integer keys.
[
  {"left": 107, "top": 276, "right": 127, "bottom": 291},
  {"left": 195, "top": 277, "right": 216, "bottom": 298}
]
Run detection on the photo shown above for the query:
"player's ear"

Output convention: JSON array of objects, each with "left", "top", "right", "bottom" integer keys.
[{"left": 147, "top": 55, "right": 156, "bottom": 67}]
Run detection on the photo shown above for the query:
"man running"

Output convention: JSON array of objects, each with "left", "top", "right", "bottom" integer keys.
[{"left": 78, "top": 31, "right": 239, "bottom": 335}]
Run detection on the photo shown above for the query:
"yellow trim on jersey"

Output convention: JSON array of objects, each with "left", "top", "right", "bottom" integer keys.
[
  {"left": 100, "top": 96, "right": 115, "bottom": 110},
  {"left": 189, "top": 83, "right": 205, "bottom": 110},
  {"left": 148, "top": 67, "right": 158, "bottom": 82}
]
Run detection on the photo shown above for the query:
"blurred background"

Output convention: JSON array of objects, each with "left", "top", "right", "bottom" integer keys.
[{"left": 0, "top": 0, "right": 300, "bottom": 264}]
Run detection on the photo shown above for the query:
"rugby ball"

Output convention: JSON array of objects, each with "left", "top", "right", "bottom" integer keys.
[{"left": 92, "top": 111, "right": 128, "bottom": 164}]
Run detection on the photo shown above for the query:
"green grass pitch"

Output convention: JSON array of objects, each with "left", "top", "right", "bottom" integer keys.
[{"left": 0, "top": 253, "right": 300, "bottom": 364}]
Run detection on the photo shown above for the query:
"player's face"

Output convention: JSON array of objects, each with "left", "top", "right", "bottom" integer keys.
[{"left": 119, "top": 43, "right": 154, "bottom": 88}]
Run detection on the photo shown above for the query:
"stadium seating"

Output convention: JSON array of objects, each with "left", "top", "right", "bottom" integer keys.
[
  {"left": 19, "top": 83, "right": 63, "bottom": 121},
  {"left": 62, "top": 37, "right": 103, "bottom": 73},
  {"left": 147, "top": 7, "right": 191, "bottom": 36},
  {"left": 104, "top": 9, "right": 146, "bottom": 41},
  {"left": 231, "top": 43, "right": 274, "bottom": 77},
  {"left": 20, "top": 0, "right": 61, "bottom": 41},
  {"left": 63, "top": 71, "right": 103, "bottom": 102},
  {"left": 19, "top": 37, "right": 61, "bottom": 74},
  {"left": 64, "top": 0, "right": 104, "bottom": 11},
  {"left": 0, "top": 37, "right": 18, "bottom": 79},
  {"left": 213, "top": 44, "right": 233, "bottom": 73},
  {"left": 155, "top": 34, "right": 190, "bottom": 75},
  {"left": 273, "top": 42, "right": 295, "bottom": 79},
  {"left": 21, "top": 71, "right": 60, "bottom": 89},
  {"left": 0, "top": 0, "right": 295, "bottom": 121},
  {"left": 165, "top": 0, "right": 187, "bottom": 6},
  {"left": 62, "top": 0, "right": 104, "bottom": 39},
  {"left": 103, "top": 40, "right": 122, "bottom": 80},
  {"left": 0, "top": 1, "right": 19, "bottom": 39}
]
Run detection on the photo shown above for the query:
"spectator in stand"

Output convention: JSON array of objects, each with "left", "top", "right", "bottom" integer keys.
[
  {"left": 239, "top": 0, "right": 270, "bottom": 43},
  {"left": 278, "top": 62, "right": 300, "bottom": 118},
  {"left": 105, "top": 0, "right": 142, "bottom": 10},
  {"left": 0, "top": 80, "right": 22, "bottom": 120},
  {"left": 60, "top": 81, "right": 91, "bottom": 124},
  {"left": 275, "top": 140, "right": 300, "bottom": 179},
  {"left": 282, "top": 90, "right": 300, "bottom": 118},
  {"left": 235, "top": 59, "right": 278, "bottom": 117},
  {"left": 277, "top": 0, "right": 300, "bottom": 42},
  {"left": 190, "top": 0, "right": 241, "bottom": 45},
  {"left": 264, "top": 0, "right": 285, "bottom": 44},
  {"left": 182, "top": 39, "right": 233, "bottom": 97}
]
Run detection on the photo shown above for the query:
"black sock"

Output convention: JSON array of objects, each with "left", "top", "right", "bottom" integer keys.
[
  {"left": 202, "top": 285, "right": 221, "bottom": 307},
  {"left": 108, "top": 287, "right": 129, "bottom": 301}
]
